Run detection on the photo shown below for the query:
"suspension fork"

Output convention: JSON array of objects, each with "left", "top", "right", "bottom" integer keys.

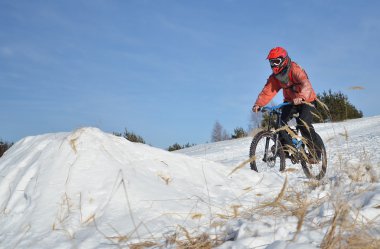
[
  {"left": 272, "top": 110, "right": 283, "bottom": 153},
  {"left": 264, "top": 112, "right": 279, "bottom": 160}
]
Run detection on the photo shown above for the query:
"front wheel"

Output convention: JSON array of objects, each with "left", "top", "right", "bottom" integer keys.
[
  {"left": 300, "top": 132, "right": 327, "bottom": 180},
  {"left": 249, "top": 131, "right": 286, "bottom": 172}
]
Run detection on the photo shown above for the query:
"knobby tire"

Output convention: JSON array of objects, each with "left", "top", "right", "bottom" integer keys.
[
  {"left": 300, "top": 132, "right": 327, "bottom": 180},
  {"left": 249, "top": 131, "right": 286, "bottom": 172}
]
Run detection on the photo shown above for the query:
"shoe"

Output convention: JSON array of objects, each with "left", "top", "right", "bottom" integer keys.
[
  {"left": 284, "top": 151, "right": 292, "bottom": 159},
  {"left": 282, "top": 145, "right": 295, "bottom": 159},
  {"left": 271, "top": 144, "right": 295, "bottom": 159}
]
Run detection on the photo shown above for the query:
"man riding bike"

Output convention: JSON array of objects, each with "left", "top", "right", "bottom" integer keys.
[{"left": 252, "top": 47, "right": 322, "bottom": 163}]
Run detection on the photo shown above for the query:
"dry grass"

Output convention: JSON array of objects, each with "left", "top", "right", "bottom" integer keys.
[
  {"left": 175, "top": 226, "right": 215, "bottom": 249},
  {"left": 245, "top": 177, "right": 290, "bottom": 218},
  {"left": 315, "top": 98, "right": 333, "bottom": 122},
  {"left": 157, "top": 173, "right": 172, "bottom": 185},
  {"left": 345, "top": 232, "right": 380, "bottom": 249},
  {"left": 339, "top": 146, "right": 379, "bottom": 183},
  {"left": 234, "top": 154, "right": 380, "bottom": 248},
  {"left": 68, "top": 128, "right": 85, "bottom": 153},
  {"left": 339, "top": 127, "right": 349, "bottom": 141},
  {"left": 320, "top": 202, "right": 380, "bottom": 249},
  {"left": 191, "top": 213, "right": 203, "bottom": 220},
  {"left": 321, "top": 203, "right": 349, "bottom": 249},
  {"left": 128, "top": 241, "right": 157, "bottom": 249},
  {"left": 344, "top": 162, "right": 378, "bottom": 183},
  {"left": 228, "top": 155, "right": 256, "bottom": 176},
  {"left": 69, "top": 137, "right": 78, "bottom": 153},
  {"left": 288, "top": 191, "right": 311, "bottom": 241},
  {"left": 264, "top": 176, "right": 288, "bottom": 208}
]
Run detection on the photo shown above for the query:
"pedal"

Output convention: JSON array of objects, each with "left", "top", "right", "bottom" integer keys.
[{"left": 290, "top": 154, "right": 298, "bottom": 164}]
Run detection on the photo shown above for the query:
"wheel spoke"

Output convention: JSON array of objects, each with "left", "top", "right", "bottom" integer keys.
[
  {"left": 250, "top": 131, "right": 285, "bottom": 172},
  {"left": 300, "top": 133, "right": 327, "bottom": 180}
]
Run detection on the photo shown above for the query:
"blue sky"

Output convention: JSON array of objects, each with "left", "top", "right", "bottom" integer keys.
[{"left": 1, "top": 0, "right": 379, "bottom": 148}]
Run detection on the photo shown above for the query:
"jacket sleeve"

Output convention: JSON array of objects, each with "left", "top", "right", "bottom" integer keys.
[
  {"left": 254, "top": 77, "right": 281, "bottom": 107},
  {"left": 292, "top": 66, "right": 316, "bottom": 102}
]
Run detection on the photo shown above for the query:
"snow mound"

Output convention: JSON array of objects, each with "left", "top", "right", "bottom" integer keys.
[{"left": 0, "top": 127, "right": 271, "bottom": 248}]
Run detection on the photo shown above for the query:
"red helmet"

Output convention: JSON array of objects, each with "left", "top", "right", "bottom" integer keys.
[{"left": 267, "top": 47, "right": 290, "bottom": 75}]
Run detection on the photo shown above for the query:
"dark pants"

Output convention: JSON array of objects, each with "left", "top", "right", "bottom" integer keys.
[{"left": 278, "top": 102, "right": 322, "bottom": 157}]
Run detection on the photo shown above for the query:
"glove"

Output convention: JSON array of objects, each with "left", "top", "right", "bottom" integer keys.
[
  {"left": 252, "top": 105, "right": 260, "bottom": 113},
  {"left": 293, "top": 98, "right": 303, "bottom": 105}
]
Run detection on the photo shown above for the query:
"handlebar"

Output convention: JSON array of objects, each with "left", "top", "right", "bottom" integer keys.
[{"left": 260, "top": 102, "right": 292, "bottom": 113}]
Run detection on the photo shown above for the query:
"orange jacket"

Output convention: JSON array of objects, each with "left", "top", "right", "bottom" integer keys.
[{"left": 254, "top": 62, "right": 317, "bottom": 107}]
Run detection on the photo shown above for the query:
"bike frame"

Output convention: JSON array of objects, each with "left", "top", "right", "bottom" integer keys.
[{"left": 251, "top": 102, "right": 327, "bottom": 179}]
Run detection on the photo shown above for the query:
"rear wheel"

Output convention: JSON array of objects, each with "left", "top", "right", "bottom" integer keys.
[
  {"left": 249, "top": 131, "right": 286, "bottom": 172},
  {"left": 300, "top": 133, "right": 327, "bottom": 180}
]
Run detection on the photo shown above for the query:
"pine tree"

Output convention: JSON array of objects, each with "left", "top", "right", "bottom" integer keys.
[
  {"left": 168, "top": 143, "right": 182, "bottom": 151},
  {"left": 231, "top": 127, "right": 248, "bottom": 139},
  {"left": 114, "top": 129, "right": 146, "bottom": 144},
  {"left": 167, "top": 142, "right": 195, "bottom": 151},
  {"left": 0, "top": 140, "right": 13, "bottom": 157},
  {"left": 315, "top": 90, "right": 363, "bottom": 122}
]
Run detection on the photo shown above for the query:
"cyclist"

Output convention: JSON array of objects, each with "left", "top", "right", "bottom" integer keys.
[{"left": 252, "top": 47, "right": 322, "bottom": 163}]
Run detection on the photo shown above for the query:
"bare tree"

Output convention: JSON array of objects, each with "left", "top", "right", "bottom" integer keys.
[
  {"left": 249, "top": 112, "right": 263, "bottom": 131},
  {"left": 248, "top": 101, "right": 277, "bottom": 131},
  {"left": 211, "top": 121, "right": 230, "bottom": 142}
]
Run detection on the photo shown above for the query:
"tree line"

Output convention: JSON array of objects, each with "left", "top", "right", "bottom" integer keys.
[
  {"left": 0, "top": 90, "right": 363, "bottom": 156},
  {"left": 213, "top": 89, "right": 363, "bottom": 143}
]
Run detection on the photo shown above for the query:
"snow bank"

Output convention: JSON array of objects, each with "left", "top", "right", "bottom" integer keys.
[{"left": 0, "top": 127, "right": 278, "bottom": 248}]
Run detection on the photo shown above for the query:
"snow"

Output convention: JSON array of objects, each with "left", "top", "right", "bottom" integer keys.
[{"left": 1, "top": 117, "right": 380, "bottom": 248}]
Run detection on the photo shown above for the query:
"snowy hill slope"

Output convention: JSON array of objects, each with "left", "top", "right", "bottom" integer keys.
[
  {"left": 178, "top": 116, "right": 380, "bottom": 248},
  {"left": 0, "top": 117, "right": 380, "bottom": 248},
  {"left": 178, "top": 115, "right": 380, "bottom": 171}
]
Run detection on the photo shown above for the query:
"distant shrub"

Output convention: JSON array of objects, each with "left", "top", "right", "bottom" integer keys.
[
  {"left": 114, "top": 129, "right": 146, "bottom": 144},
  {"left": 168, "top": 142, "right": 195, "bottom": 152},
  {"left": 0, "top": 140, "right": 13, "bottom": 157},
  {"left": 168, "top": 143, "right": 182, "bottom": 151},
  {"left": 231, "top": 127, "right": 248, "bottom": 139}
]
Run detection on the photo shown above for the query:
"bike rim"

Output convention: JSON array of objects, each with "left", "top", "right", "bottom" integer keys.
[{"left": 253, "top": 135, "right": 284, "bottom": 172}]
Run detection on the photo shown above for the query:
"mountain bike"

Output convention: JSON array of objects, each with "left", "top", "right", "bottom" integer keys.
[{"left": 249, "top": 102, "right": 327, "bottom": 180}]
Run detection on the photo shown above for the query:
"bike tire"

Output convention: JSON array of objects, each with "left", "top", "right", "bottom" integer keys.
[
  {"left": 300, "top": 132, "right": 327, "bottom": 180},
  {"left": 249, "top": 131, "right": 286, "bottom": 172}
]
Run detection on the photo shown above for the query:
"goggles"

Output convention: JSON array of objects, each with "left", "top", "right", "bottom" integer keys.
[{"left": 269, "top": 57, "right": 283, "bottom": 67}]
